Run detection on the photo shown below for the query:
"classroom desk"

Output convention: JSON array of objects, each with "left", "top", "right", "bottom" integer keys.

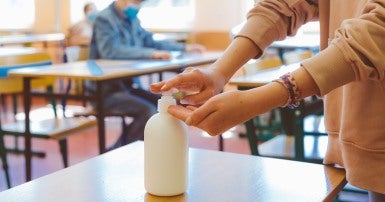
[
  {"left": 270, "top": 34, "right": 320, "bottom": 60},
  {"left": 0, "top": 141, "right": 346, "bottom": 202},
  {"left": 0, "top": 47, "right": 38, "bottom": 56},
  {"left": 0, "top": 33, "right": 65, "bottom": 47},
  {"left": 7, "top": 51, "right": 222, "bottom": 182},
  {"left": 230, "top": 63, "right": 299, "bottom": 88},
  {"left": 229, "top": 63, "right": 314, "bottom": 161},
  {"left": 0, "top": 47, "right": 44, "bottom": 78}
]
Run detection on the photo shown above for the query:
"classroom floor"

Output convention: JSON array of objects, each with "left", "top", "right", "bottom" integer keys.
[{"left": 0, "top": 95, "right": 370, "bottom": 201}]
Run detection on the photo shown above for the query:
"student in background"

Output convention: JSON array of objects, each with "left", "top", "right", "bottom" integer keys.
[
  {"left": 87, "top": 0, "right": 205, "bottom": 150},
  {"left": 89, "top": 0, "right": 204, "bottom": 59},
  {"left": 151, "top": 0, "right": 385, "bottom": 201},
  {"left": 67, "top": 2, "right": 97, "bottom": 47}
]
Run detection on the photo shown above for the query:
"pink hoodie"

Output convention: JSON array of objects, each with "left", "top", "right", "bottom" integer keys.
[{"left": 237, "top": 0, "right": 385, "bottom": 193}]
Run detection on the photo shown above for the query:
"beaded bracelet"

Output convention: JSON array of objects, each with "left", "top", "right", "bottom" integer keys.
[{"left": 273, "top": 73, "right": 301, "bottom": 109}]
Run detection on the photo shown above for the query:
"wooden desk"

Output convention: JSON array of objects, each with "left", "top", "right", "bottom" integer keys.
[
  {"left": 229, "top": 63, "right": 320, "bottom": 161},
  {"left": 8, "top": 51, "right": 222, "bottom": 181},
  {"left": 0, "top": 33, "right": 65, "bottom": 47},
  {"left": 0, "top": 141, "right": 346, "bottom": 202}
]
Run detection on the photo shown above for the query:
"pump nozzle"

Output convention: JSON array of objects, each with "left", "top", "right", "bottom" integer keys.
[
  {"left": 158, "top": 89, "right": 178, "bottom": 113},
  {"left": 162, "top": 88, "right": 178, "bottom": 97}
]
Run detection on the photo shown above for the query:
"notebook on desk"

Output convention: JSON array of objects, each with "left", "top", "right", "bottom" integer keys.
[{"left": 86, "top": 60, "right": 104, "bottom": 76}]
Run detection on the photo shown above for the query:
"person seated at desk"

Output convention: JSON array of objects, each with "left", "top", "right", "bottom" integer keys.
[
  {"left": 87, "top": 0, "right": 205, "bottom": 150},
  {"left": 67, "top": 2, "right": 98, "bottom": 47}
]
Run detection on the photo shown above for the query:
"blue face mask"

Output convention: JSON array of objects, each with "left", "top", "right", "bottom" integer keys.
[
  {"left": 123, "top": 5, "right": 140, "bottom": 20},
  {"left": 87, "top": 11, "right": 98, "bottom": 22}
]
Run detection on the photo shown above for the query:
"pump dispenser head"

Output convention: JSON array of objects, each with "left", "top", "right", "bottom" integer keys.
[{"left": 158, "top": 89, "right": 177, "bottom": 113}]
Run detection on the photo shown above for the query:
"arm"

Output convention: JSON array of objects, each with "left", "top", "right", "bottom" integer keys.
[
  {"left": 67, "top": 21, "right": 92, "bottom": 46},
  {"left": 151, "top": 36, "right": 260, "bottom": 105},
  {"left": 167, "top": 66, "right": 318, "bottom": 136},
  {"left": 150, "top": 0, "right": 320, "bottom": 135},
  {"left": 170, "top": 0, "right": 385, "bottom": 135},
  {"left": 303, "top": 0, "right": 385, "bottom": 96},
  {"left": 152, "top": 0, "right": 318, "bottom": 103}
]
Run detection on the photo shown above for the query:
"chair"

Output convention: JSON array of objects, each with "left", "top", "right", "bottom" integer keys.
[
  {"left": 0, "top": 50, "right": 57, "bottom": 115},
  {"left": 64, "top": 46, "right": 90, "bottom": 95},
  {"left": 0, "top": 50, "right": 56, "bottom": 188},
  {"left": 64, "top": 46, "right": 130, "bottom": 148},
  {"left": 0, "top": 50, "right": 58, "bottom": 155},
  {"left": 0, "top": 50, "right": 97, "bottom": 185},
  {"left": 252, "top": 103, "right": 327, "bottom": 163},
  {"left": 64, "top": 46, "right": 89, "bottom": 62}
]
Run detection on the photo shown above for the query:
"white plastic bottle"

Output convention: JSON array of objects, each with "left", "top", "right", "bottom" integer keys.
[{"left": 144, "top": 90, "right": 189, "bottom": 196}]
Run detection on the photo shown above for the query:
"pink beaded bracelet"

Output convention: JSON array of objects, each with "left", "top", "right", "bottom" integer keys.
[{"left": 273, "top": 73, "right": 301, "bottom": 109}]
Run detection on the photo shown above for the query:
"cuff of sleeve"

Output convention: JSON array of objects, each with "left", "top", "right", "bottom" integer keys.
[
  {"left": 142, "top": 50, "right": 156, "bottom": 59},
  {"left": 301, "top": 45, "right": 355, "bottom": 96},
  {"left": 235, "top": 15, "right": 284, "bottom": 58}
]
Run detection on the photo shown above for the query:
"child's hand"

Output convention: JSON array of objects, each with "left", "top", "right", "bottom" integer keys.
[
  {"left": 151, "top": 51, "right": 171, "bottom": 60},
  {"left": 168, "top": 90, "right": 255, "bottom": 136},
  {"left": 150, "top": 67, "right": 226, "bottom": 105}
]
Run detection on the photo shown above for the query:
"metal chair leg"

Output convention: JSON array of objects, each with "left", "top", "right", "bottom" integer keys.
[
  {"left": 0, "top": 98, "right": 11, "bottom": 188},
  {"left": 0, "top": 133, "right": 11, "bottom": 188}
]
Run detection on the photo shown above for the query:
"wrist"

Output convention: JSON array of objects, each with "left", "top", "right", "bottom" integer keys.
[
  {"left": 208, "top": 67, "right": 227, "bottom": 92},
  {"left": 273, "top": 73, "right": 301, "bottom": 109},
  {"left": 247, "top": 82, "right": 289, "bottom": 114}
]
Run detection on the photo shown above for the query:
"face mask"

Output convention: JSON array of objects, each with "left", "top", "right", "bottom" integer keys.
[
  {"left": 123, "top": 5, "right": 140, "bottom": 20},
  {"left": 87, "top": 11, "right": 98, "bottom": 22}
]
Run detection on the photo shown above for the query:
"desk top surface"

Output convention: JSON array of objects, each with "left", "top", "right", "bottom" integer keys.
[
  {"left": 229, "top": 63, "right": 300, "bottom": 87},
  {"left": 8, "top": 51, "right": 222, "bottom": 80},
  {"left": 0, "top": 33, "right": 65, "bottom": 45},
  {"left": 0, "top": 141, "right": 346, "bottom": 202},
  {"left": 271, "top": 34, "right": 320, "bottom": 49},
  {"left": 0, "top": 47, "right": 39, "bottom": 57}
]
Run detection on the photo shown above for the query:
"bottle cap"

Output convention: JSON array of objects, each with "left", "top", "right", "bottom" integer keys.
[{"left": 158, "top": 89, "right": 177, "bottom": 113}]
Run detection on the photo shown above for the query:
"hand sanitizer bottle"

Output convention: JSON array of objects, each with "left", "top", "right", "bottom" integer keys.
[{"left": 144, "top": 90, "right": 188, "bottom": 196}]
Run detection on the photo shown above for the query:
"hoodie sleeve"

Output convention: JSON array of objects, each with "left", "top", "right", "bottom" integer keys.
[
  {"left": 302, "top": 0, "right": 385, "bottom": 96},
  {"left": 236, "top": 0, "right": 318, "bottom": 58}
]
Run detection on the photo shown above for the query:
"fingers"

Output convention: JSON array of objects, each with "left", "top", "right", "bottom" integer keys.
[
  {"left": 184, "top": 66, "right": 195, "bottom": 72},
  {"left": 167, "top": 105, "right": 194, "bottom": 122},
  {"left": 160, "top": 72, "right": 197, "bottom": 92},
  {"left": 151, "top": 67, "right": 212, "bottom": 105},
  {"left": 150, "top": 81, "right": 166, "bottom": 93},
  {"left": 180, "top": 89, "right": 213, "bottom": 105},
  {"left": 184, "top": 103, "right": 213, "bottom": 126},
  {"left": 151, "top": 51, "right": 171, "bottom": 60},
  {"left": 150, "top": 68, "right": 197, "bottom": 93},
  {"left": 167, "top": 104, "right": 209, "bottom": 128},
  {"left": 185, "top": 44, "right": 206, "bottom": 53},
  {"left": 168, "top": 104, "right": 224, "bottom": 136},
  {"left": 186, "top": 105, "right": 198, "bottom": 111}
]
